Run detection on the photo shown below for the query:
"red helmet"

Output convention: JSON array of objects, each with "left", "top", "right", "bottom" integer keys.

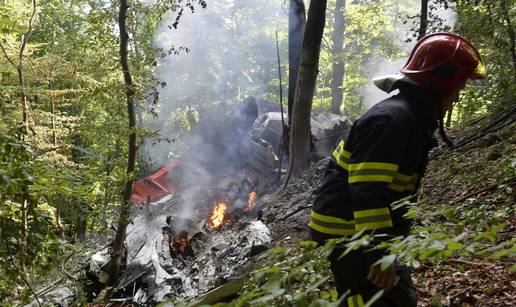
[{"left": 401, "top": 32, "right": 486, "bottom": 99}]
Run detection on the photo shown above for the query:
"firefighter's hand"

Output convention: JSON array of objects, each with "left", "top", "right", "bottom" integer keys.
[{"left": 367, "top": 263, "right": 396, "bottom": 291}]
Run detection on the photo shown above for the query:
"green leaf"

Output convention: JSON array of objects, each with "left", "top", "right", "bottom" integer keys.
[
  {"left": 364, "top": 289, "right": 384, "bottom": 307},
  {"left": 374, "top": 255, "right": 396, "bottom": 271},
  {"left": 249, "top": 288, "right": 285, "bottom": 304}
]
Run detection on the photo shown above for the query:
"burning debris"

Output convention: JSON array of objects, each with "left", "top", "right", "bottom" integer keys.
[
  {"left": 207, "top": 201, "right": 231, "bottom": 230},
  {"left": 245, "top": 190, "right": 257, "bottom": 212},
  {"left": 82, "top": 98, "right": 353, "bottom": 304},
  {"left": 85, "top": 170, "right": 272, "bottom": 304}
]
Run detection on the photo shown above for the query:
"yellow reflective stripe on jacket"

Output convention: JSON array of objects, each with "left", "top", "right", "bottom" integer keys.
[
  {"left": 349, "top": 161, "right": 398, "bottom": 172},
  {"left": 348, "top": 162, "right": 398, "bottom": 184},
  {"left": 309, "top": 210, "right": 356, "bottom": 235},
  {"left": 347, "top": 161, "right": 418, "bottom": 192},
  {"left": 354, "top": 207, "right": 393, "bottom": 230},
  {"left": 311, "top": 210, "right": 352, "bottom": 224},
  {"left": 347, "top": 294, "right": 365, "bottom": 307},
  {"left": 332, "top": 140, "right": 351, "bottom": 170},
  {"left": 309, "top": 221, "right": 356, "bottom": 236},
  {"left": 388, "top": 172, "right": 418, "bottom": 192}
]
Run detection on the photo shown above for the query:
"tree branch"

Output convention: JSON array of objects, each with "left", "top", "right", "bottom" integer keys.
[
  {"left": 0, "top": 41, "right": 16, "bottom": 67},
  {"left": 19, "top": 0, "right": 37, "bottom": 61},
  {"left": 322, "top": 36, "right": 333, "bottom": 52},
  {"left": 10, "top": 257, "right": 42, "bottom": 307},
  {"left": 451, "top": 176, "right": 515, "bottom": 205}
]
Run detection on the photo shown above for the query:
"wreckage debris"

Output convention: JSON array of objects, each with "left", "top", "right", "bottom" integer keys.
[
  {"left": 80, "top": 97, "right": 353, "bottom": 305},
  {"left": 85, "top": 186, "right": 272, "bottom": 304}
]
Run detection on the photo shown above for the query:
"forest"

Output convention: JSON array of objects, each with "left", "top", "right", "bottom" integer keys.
[{"left": 0, "top": 0, "right": 514, "bottom": 306}]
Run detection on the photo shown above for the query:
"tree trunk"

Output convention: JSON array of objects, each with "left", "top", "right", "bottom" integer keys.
[
  {"left": 331, "top": 0, "right": 346, "bottom": 114},
  {"left": 76, "top": 216, "right": 87, "bottom": 242},
  {"left": 19, "top": 0, "right": 37, "bottom": 135},
  {"left": 49, "top": 80, "right": 58, "bottom": 146},
  {"left": 418, "top": 0, "right": 428, "bottom": 40},
  {"left": 109, "top": 0, "right": 138, "bottom": 285},
  {"left": 288, "top": 0, "right": 306, "bottom": 125},
  {"left": 501, "top": 0, "right": 516, "bottom": 81},
  {"left": 20, "top": 199, "right": 28, "bottom": 272},
  {"left": 17, "top": 67, "right": 30, "bottom": 135},
  {"left": 55, "top": 202, "right": 64, "bottom": 239},
  {"left": 286, "top": 0, "right": 328, "bottom": 179},
  {"left": 446, "top": 105, "right": 453, "bottom": 128},
  {"left": 0, "top": 0, "right": 35, "bottom": 134}
]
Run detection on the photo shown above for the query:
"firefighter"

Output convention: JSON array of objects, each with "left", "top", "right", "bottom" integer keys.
[{"left": 309, "top": 32, "right": 486, "bottom": 307}]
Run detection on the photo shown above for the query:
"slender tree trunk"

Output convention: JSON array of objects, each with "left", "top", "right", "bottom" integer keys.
[
  {"left": 49, "top": 80, "right": 58, "bottom": 146},
  {"left": 286, "top": 0, "right": 328, "bottom": 179},
  {"left": 55, "top": 202, "right": 64, "bottom": 239},
  {"left": 331, "top": 0, "right": 346, "bottom": 114},
  {"left": 446, "top": 106, "right": 453, "bottom": 128},
  {"left": 130, "top": 8, "right": 145, "bottom": 130},
  {"left": 288, "top": 0, "right": 306, "bottom": 125},
  {"left": 20, "top": 199, "right": 28, "bottom": 272},
  {"left": 17, "top": 67, "right": 30, "bottom": 134},
  {"left": 0, "top": 0, "right": 38, "bottom": 274},
  {"left": 76, "top": 216, "right": 87, "bottom": 242},
  {"left": 0, "top": 0, "right": 36, "bottom": 133},
  {"left": 501, "top": 0, "right": 516, "bottom": 81},
  {"left": 18, "top": 0, "right": 37, "bottom": 134},
  {"left": 418, "top": 0, "right": 428, "bottom": 40},
  {"left": 109, "top": 0, "right": 138, "bottom": 284}
]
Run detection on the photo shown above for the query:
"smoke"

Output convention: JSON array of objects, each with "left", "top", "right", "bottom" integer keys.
[
  {"left": 140, "top": 0, "right": 458, "bottom": 222},
  {"left": 361, "top": 0, "right": 457, "bottom": 110},
  {"left": 141, "top": 0, "right": 287, "bottom": 222}
]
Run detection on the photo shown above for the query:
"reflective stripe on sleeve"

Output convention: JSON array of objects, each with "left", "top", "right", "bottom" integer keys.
[
  {"left": 348, "top": 162, "right": 398, "bottom": 184},
  {"left": 347, "top": 161, "right": 419, "bottom": 192},
  {"left": 388, "top": 173, "right": 418, "bottom": 192},
  {"left": 349, "top": 162, "right": 398, "bottom": 172},
  {"left": 332, "top": 140, "right": 351, "bottom": 170},
  {"left": 354, "top": 207, "right": 393, "bottom": 230},
  {"left": 347, "top": 294, "right": 365, "bottom": 307},
  {"left": 309, "top": 210, "right": 356, "bottom": 236}
]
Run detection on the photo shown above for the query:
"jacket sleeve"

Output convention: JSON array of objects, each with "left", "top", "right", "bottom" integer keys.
[{"left": 347, "top": 113, "right": 414, "bottom": 236}]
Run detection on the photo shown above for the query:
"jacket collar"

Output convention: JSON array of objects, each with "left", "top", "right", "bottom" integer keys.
[{"left": 373, "top": 74, "right": 439, "bottom": 132}]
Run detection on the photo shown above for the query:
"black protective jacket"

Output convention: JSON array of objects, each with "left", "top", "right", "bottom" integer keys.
[{"left": 310, "top": 81, "right": 439, "bottom": 240}]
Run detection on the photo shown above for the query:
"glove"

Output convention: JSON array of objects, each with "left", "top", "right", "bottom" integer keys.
[{"left": 367, "top": 263, "right": 397, "bottom": 291}]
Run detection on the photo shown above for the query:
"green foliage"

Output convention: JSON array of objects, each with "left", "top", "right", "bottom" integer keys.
[
  {"left": 0, "top": 0, "right": 156, "bottom": 300},
  {"left": 450, "top": 0, "right": 516, "bottom": 125},
  {"left": 228, "top": 127, "right": 515, "bottom": 305},
  {"left": 0, "top": 0, "right": 32, "bottom": 35},
  {"left": 0, "top": 127, "right": 67, "bottom": 301},
  {"left": 0, "top": 0, "right": 514, "bottom": 303},
  {"left": 218, "top": 242, "right": 335, "bottom": 306}
]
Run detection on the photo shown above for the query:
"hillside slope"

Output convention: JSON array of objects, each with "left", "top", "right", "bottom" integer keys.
[{"left": 256, "top": 115, "right": 515, "bottom": 306}]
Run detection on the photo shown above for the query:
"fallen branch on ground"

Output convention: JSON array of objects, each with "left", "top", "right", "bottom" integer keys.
[
  {"left": 280, "top": 205, "right": 311, "bottom": 221},
  {"left": 451, "top": 176, "right": 515, "bottom": 205}
]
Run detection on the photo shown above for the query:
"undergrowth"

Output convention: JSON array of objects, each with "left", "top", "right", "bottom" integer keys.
[{"left": 214, "top": 122, "right": 516, "bottom": 306}]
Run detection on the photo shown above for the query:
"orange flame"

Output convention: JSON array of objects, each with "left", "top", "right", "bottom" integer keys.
[
  {"left": 170, "top": 235, "right": 188, "bottom": 253},
  {"left": 244, "top": 191, "right": 257, "bottom": 212},
  {"left": 208, "top": 202, "right": 229, "bottom": 229}
]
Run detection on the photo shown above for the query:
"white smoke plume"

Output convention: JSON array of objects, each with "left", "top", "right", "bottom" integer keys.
[
  {"left": 140, "top": 0, "right": 287, "bottom": 223},
  {"left": 361, "top": 0, "right": 457, "bottom": 109}
]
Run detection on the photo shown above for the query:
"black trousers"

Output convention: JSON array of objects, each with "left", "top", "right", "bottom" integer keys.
[{"left": 310, "top": 228, "right": 417, "bottom": 307}]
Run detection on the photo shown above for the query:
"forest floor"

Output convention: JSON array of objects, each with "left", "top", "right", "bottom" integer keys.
[
  {"left": 27, "top": 114, "right": 515, "bottom": 307},
  {"left": 261, "top": 118, "right": 516, "bottom": 306}
]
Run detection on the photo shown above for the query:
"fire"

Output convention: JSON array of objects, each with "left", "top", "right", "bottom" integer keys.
[
  {"left": 170, "top": 235, "right": 188, "bottom": 253},
  {"left": 244, "top": 191, "right": 257, "bottom": 212},
  {"left": 208, "top": 201, "right": 229, "bottom": 229},
  {"left": 169, "top": 230, "right": 193, "bottom": 257}
]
